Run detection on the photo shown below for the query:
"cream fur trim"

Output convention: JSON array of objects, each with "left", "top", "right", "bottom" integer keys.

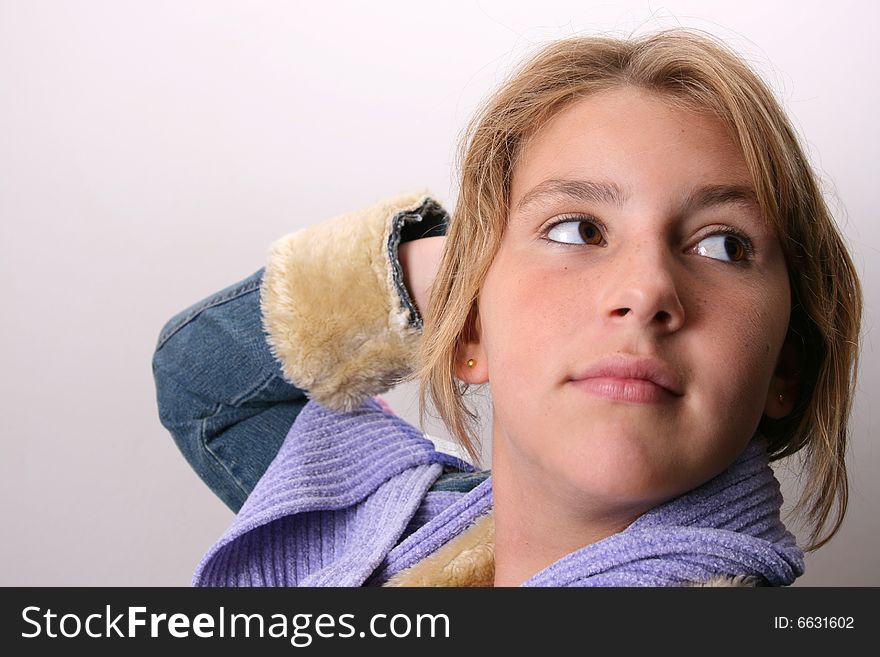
[
  {"left": 383, "top": 513, "right": 496, "bottom": 587},
  {"left": 690, "top": 574, "right": 762, "bottom": 587},
  {"left": 260, "top": 192, "right": 431, "bottom": 410}
]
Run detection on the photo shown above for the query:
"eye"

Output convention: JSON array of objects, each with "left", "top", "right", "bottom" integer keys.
[
  {"left": 544, "top": 218, "right": 604, "bottom": 245},
  {"left": 693, "top": 230, "right": 754, "bottom": 263}
]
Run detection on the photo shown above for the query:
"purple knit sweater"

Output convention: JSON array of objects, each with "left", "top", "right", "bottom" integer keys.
[{"left": 193, "top": 398, "right": 804, "bottom": 587}]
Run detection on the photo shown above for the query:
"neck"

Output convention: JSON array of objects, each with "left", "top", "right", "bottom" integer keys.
[{"left": 491, "top": 438, "right": 643, "bottom": 587}]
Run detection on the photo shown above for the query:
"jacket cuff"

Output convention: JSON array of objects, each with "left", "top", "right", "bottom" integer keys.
[{"left": 260, "top": 191, "right": 449, "bottom": 410}]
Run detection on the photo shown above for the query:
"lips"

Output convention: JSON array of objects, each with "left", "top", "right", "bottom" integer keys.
[{"left": 570, "top": 354, "right": 684, "bottom": 397}]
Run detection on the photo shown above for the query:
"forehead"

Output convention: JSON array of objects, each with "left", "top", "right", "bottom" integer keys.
[{"left": 510, "top": 87, "right": 750, "bottom": 206}]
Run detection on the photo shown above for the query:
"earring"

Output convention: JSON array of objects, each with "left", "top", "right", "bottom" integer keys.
[
  {"left": 466, "top": 358, "right": 476, "bottom": 368},
  {"left": 778, "top": 393, "right": 784, "bottom": 404}
]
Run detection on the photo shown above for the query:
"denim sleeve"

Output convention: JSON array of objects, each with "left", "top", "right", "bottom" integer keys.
[
  {"left": 153, "top": 194, "right": 450, "bottom": 512},
  {"left": 152, "top": 268, "right": 308, "bottom": 512}
]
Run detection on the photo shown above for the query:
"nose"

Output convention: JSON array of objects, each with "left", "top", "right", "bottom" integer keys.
[{"left": 599, "top": 242, "right": 685, "bottom": 335}]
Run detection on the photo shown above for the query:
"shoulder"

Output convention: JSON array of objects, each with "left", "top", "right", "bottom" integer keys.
[{"left": 286, "top": 398, "right": 477, "bottom": 476}]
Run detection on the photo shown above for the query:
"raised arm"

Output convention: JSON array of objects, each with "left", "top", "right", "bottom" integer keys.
[{"left": 152, "top": 192, "right": 449, "bottom": 511}]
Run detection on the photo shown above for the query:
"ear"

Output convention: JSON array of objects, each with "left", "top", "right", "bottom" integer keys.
[
  {"left": 453, "top": 305, "right": 489, "bottom": 384},
  {"left": 763, "top": 333, "right": 801, "bottom": 419}
]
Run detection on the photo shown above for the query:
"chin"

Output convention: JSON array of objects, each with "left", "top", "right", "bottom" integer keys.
[
  {"left": 557, "top": 436, "right": 683, "bottom": 506},
  {"left": 567, "top": 467, "right": 676, "bottom": 510}
]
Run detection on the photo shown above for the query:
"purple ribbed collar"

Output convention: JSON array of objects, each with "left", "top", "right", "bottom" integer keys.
[{"left": 193, "top": 399, "right": 803, "bottom": 587}]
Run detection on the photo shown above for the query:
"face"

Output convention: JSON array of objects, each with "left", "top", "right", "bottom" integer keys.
[{"left": 460, "top": 87, "right": 797, "bottom": 517}]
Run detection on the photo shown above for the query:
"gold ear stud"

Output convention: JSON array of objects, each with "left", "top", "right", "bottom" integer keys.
[{"left": 466, "top": 358, "right": 476, "bottom": 368}]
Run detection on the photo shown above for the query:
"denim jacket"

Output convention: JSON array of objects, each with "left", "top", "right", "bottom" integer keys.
[{"left": 152, "top": 192, "right": 449, "bottom": 511}]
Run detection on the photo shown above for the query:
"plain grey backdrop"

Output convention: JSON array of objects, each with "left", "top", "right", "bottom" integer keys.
[{"left": 1, "top": 0, "right": 876, "bottom": 585}]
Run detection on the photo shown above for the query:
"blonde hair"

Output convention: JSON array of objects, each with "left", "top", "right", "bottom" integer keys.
[{"left": 416, "top": 29, "right": 862, "bottom": 551}]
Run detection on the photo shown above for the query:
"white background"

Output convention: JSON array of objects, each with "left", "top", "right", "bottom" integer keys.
[{"left": 1, "top": 0, "right": 876, "bottom": 585}]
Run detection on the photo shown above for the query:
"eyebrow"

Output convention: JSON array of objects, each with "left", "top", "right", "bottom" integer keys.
[
  {"left": 515, "top": 179, "right": 627, "bottom": 213},
  {"left": 680, "top": 184, "right": 759, "bottom": 216},
  {"left": 514, "top": 178, "right": 759, "bottom": 216}
]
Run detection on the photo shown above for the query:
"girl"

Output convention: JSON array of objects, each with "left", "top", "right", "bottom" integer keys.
[{"left": 153, "top": 29, "right": 862, "bottom": 586}]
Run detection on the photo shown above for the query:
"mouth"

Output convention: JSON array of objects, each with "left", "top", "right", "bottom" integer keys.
[{"left": 569, "top": 354, "right": 684, "bottom": 404}]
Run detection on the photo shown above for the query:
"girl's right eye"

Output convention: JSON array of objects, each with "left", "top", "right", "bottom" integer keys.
[{"left": 544, "top": 218, "right": 604, "bottom": 245}]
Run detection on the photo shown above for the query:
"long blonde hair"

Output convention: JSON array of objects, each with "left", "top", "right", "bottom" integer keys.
[{"left": 416, "top": 29, "right": 862, "bottom": 551}]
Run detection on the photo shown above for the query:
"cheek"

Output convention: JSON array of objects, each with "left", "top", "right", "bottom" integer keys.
[
  {"left": 693, "top": 285, "right": 788, "bottom": 417},
  {"left": 481, "top": 264, "right": 579, "bottom": 377}
]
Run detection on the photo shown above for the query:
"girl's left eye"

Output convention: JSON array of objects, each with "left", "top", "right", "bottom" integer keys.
[{"left": 544, "top": 219, "right": 604, "bottom": 245}]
